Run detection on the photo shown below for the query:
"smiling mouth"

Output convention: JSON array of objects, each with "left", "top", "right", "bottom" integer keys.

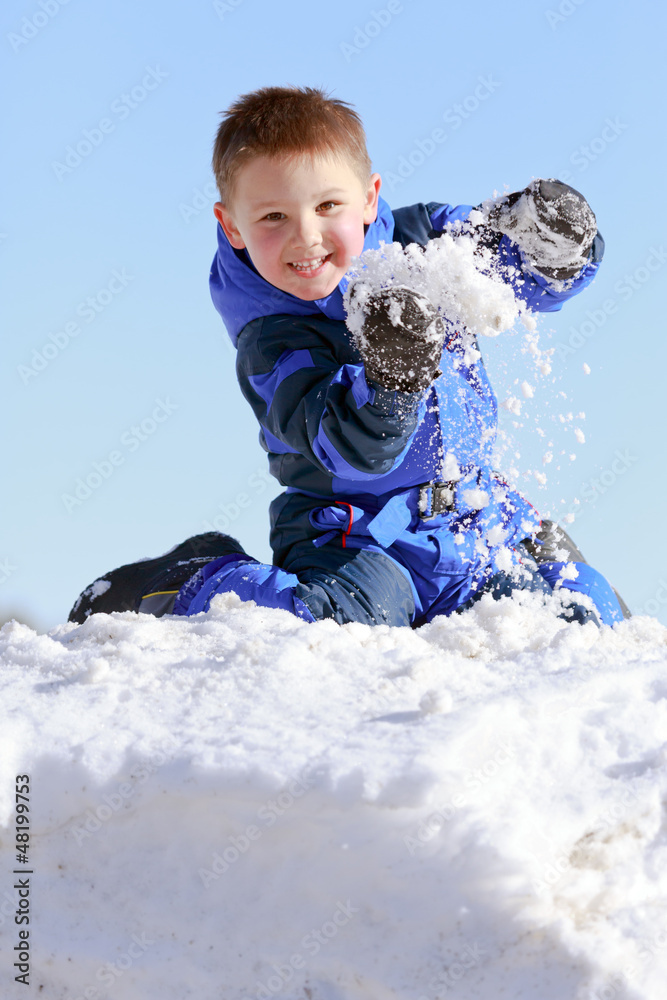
[{"left": 287, "top": 254, "right": 331, "bottom": 272}]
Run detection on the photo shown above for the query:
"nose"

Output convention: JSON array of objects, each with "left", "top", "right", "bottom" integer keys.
[{"left": 292, "top": 212, "right": 323, "bottom": 251}]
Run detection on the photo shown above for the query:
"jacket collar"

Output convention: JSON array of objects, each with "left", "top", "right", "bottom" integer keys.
[{"left": 209, "top": 196, "right": 395, "bottom": 346}]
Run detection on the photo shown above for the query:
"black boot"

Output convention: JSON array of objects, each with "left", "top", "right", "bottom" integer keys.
[{"left": 68, "top": 532, "right": 248, "bottom": 624}]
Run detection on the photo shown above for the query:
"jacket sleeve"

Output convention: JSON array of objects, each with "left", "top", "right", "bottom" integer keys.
[
  {"left": 427, "top": 201, "right": 604, "bottom": 314},
  {"left": 236, "top": 314, "right": 424, "bottom": 482}
]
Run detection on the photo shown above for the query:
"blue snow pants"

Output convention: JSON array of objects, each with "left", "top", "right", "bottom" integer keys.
[{"left": 170, "top": 526, "right": 625, "bottom": 628}]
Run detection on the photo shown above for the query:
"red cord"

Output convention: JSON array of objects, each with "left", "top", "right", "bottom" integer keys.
[{"left": 334, "top": 501, "right": 354, "bottom": 549}]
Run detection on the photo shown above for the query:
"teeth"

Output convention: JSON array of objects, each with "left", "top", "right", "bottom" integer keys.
[{"left": 289, "top": 256, "right": 326, "bottom": 271}]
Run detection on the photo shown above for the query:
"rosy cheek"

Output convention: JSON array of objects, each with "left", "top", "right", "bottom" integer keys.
[
  {"left": 336, "top": 215, "right": 366, "bottom": 256},
  {"left": 350, "top": 230, "right": 367, "bottom": 256},
  {"left": 251, "top": 232, "right": 280, "bottom": 268}
]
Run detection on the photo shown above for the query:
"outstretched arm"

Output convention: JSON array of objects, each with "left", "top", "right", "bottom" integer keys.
[
  {"left": 428, "top": 181, "right": 604, "bottom": 313},
  {"left": 482, "top": 179, "right": 598, "bottom": 280}
]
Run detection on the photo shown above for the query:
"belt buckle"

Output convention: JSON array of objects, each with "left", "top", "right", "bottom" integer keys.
[{"left": 418, "top": 480, "right": 457, "bottom": 520}]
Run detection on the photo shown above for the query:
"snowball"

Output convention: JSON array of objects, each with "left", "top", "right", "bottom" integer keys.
[{"left": 344, "top": 229, "right": 532, "bottom": 343}]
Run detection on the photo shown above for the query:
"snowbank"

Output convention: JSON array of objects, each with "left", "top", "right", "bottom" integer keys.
[{"left": 1, "top": 596, "right": 667, "bottom": 999}]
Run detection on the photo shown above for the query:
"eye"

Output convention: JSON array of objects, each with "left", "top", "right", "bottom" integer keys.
[
  {"left": 317, "top": 201, "right": 337, "bottom": 212},
  {"left": 262, "top": 212, "right": 285, "bottom": 221}
]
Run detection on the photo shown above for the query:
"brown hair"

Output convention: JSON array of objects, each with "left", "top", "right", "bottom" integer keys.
[{"left": 212, "top": 85, "right": 372, "bottom": 203}]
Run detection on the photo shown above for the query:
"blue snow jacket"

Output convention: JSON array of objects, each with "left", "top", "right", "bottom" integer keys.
[{"left": 209, "top": 196, "right": 605, "bottom": 621}]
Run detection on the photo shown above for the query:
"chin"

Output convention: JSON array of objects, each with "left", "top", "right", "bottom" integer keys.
[
  {"left": 294, "top": 288, "right": 334, "bottom": 302},
  {"left": 294, "top": 276, "right": 342, "bottom": 301}
]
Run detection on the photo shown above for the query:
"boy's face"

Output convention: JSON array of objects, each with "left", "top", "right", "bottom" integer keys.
[{"left": 214, "top": 154, "right": 381, "bottom": 301}]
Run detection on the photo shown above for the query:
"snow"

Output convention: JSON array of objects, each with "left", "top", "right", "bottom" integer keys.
[
  {"left": 461, "top": 487, "right": 490, "bottom": 510},
  {"left": 479, "top": 181, "right": 597, "bottom": 279},
  {"left": 2, "top": 596, "right": 667, "bottom": 999},
  {"left": 342, "top": 195, "right": 590, "bottom": 520},
  {"left": 344, "top": 228, "right": 533, "bottom": 341}
]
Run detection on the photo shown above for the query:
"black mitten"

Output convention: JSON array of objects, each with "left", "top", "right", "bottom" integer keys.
[
  {"left": 484, "top": 178, "right": 598, "bottom": 280},
  {"left": 354, "top": 286, "right": 445, "bottom": 393}
]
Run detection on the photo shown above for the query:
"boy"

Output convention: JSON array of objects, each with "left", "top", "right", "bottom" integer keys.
[{"left": 69, "top": 86, "right": 626, "bottom": 629}]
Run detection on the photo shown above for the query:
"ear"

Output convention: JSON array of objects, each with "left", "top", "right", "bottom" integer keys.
[
  {"left": 214, "top": 202, "right": 246, "bottom": 249},
  {"left": 363, "top": 173, "right": 382, "bottom": 225}
]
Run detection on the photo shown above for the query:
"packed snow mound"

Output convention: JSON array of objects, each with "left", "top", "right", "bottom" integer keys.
[
  {"left": 344, "top": 224, "right": 534, "bottom": 341},
  {"left": 1, "top": 595, "right": 667, "bottom": 999}
]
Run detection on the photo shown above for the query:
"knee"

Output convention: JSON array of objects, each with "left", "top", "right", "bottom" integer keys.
[{"left": 295, "top": 550, "right": 415, "bottom": 626}]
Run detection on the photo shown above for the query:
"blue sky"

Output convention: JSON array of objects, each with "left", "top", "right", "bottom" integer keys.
[{"left": 2, "top": 0, "right": 665, "bottom": 630}]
